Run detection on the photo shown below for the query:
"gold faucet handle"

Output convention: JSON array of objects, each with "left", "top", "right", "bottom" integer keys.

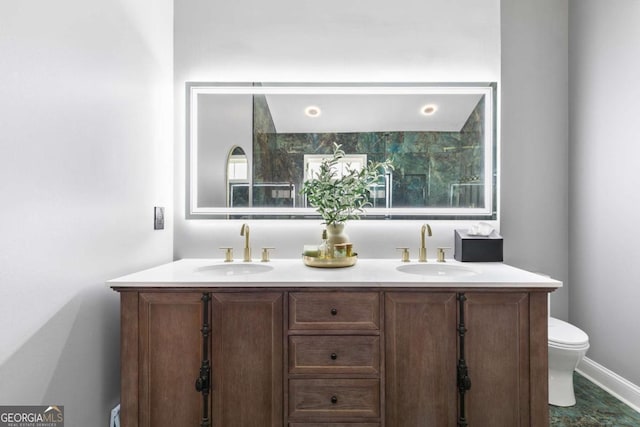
[
  {"left": 437, "top": 247, "right": 451, "bottom": 262},
  {"left": 220, "top": 247, "right": 234, "bottom": 262},
  {"left": 261, "top": 247, "right": 275, "bottom": 262},
  {"left": 396, "top": 247, "right": 411, "bottom": 262}
]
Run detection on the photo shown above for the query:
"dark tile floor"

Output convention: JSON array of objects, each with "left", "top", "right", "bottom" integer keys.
[{"left": 550, "top": 373, "right": 640, "bottom": 426}]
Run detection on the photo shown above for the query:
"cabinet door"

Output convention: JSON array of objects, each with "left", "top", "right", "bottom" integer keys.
[
  {"left": 211, "top": 292, "right": 283, "bottom": 427},
  {"left": 385, "top": 292, "right": 458, "bottom": 427},
  {"left": 138, "top": 292, "right": 206, "bottom": 427},
  {"left": 464, "top": 292, "right": 531, "bottom": 426}
]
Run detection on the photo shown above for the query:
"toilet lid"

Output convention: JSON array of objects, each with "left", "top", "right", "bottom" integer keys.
[{"left": 548, "top": 317, "right": 589, "bottom": 346}]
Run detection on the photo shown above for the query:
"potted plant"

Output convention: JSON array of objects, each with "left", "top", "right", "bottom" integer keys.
[{"left": 301, "top": 144, "right": 393, "bottom": 249}]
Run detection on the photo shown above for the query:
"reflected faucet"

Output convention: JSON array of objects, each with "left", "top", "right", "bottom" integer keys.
[
  {"left": 419, "top": 224, "right": 432, "bottom": 262},
  {"left": 240, "top": 223, "right": 251, "bottom": 262}
]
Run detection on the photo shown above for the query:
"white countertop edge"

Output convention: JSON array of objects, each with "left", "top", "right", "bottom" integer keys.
[{"left": 107, "top": 258, "right": 562, "bottom": 289}]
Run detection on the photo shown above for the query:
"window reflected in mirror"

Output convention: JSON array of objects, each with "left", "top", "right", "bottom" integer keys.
[{"left": 227, "top": 146, "right": 249, "bottom": 207}]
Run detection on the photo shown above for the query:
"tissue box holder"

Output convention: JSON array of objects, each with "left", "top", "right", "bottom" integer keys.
[{"left": 454, "top": 229, "right": 503, "bottom": 262}]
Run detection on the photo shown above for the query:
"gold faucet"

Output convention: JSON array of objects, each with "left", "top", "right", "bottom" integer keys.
[
  {"left": 240, "top": 223, "right": 251, "bottom": 262},
  {"left": 419, "top": 224, "right": 432, "bottom": 262}
]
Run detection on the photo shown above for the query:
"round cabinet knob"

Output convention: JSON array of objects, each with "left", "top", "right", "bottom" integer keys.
[
  {"left": 331, "top": 395, "right": 338, "bottom": 404},
  {"left": 330, "top": 308, "right": 338, "bottom": 316},
  {"left": 330, "top": 352, "right": 338, "bottom": 360}
]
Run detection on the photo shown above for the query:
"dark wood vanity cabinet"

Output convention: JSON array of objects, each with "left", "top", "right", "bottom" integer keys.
[
  {"left": 465, "top": 291, "right": 549, "bottom": 426},
  {"left": 385, "top": 291, "right": 549, "bottom": 427},
  {"left": 117, "top": 288, "right": 549, "bottom": 427},
  {"left": 210, "top": 293, "right": 283, "bottom": 427},
  {"left": 287, "top": 292, "right": 382, "bottom": 425},
  {"left": 385, "top": 292, "right": 458, "bottom": 426},
  {"left": 134, "top": 292, "right": 205, "bottom": 427},
  {"left": 120, "top": 291, "right": 283, "bottom": 427}
]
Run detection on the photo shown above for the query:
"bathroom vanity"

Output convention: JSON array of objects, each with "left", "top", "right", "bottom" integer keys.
[{"left": 109, "top": 259, "right": 560, "bottom": 427}]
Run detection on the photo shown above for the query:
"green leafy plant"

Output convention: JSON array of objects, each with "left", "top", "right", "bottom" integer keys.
[{"left": 301, "top": 144, "right": 393, "bottom": 225}]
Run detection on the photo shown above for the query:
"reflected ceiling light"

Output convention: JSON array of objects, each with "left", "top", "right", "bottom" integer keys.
[
  {"left": 421, "top": 104, "right": 438, "bottom": 116},
  {"left": 304, "top": 106, "right": 321, "bottom": 117}
]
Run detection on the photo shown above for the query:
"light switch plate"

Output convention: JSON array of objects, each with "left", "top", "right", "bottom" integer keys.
[{"left": 154, "top": 207, "right": 164, "bottom": 230}]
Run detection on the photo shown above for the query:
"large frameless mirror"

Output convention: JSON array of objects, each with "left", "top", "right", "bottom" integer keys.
[{"left": 187, "top": 83, "right": 497, "bottom": 220}]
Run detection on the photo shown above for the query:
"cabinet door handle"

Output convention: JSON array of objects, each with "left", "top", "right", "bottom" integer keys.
[
  {"left": 330, "top": 352, "right": 338, "bottom": 360},
  {"left": 194, "top": 371, "right": 209, "bottom": 393},
  {"left": 197, "top": 293, "right": 212, "bottom": 427},
  {"left": 462, "top": 375, "right": 472, "bottom": 391},
  {"left": 330, "top": 308, "right": 338, "bottom": 316},
  {"left": 331, "top": 395, "right": 338, "bottom": 404}
]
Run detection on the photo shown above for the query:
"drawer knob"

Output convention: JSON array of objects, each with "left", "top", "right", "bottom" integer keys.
[
  {"left": 330, "top": 352, "right": 338, "bottom": 360},
  {"left": 330, "top": 308, "right": 338, "bottom": 316},
  {"left": 331, "top": 395, "right": 338, "bottom": 404}
]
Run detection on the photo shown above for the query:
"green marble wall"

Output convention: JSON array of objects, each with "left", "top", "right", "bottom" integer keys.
[{"left": 252, "top": 97, "right": 485, "bottom": 209}]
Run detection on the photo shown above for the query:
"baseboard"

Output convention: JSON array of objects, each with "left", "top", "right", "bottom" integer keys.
[{"left": 577, "top": 356, "right": 640, "bottom": 413}]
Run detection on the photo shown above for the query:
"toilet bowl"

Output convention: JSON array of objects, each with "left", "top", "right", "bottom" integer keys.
[{"left": 548, "top": 317, "right": 590, "bottom": 407}]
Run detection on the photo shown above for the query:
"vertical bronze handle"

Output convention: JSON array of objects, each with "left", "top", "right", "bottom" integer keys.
[
  {"left": 197, "top": 293, "right": 212, "bottom": 427},
  {"left": 195, "top": 367, "right": 209, "bottom": 392}
]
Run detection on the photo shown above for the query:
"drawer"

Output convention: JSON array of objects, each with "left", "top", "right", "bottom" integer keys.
[
  {"left": 289, "top": 336, "right": 380, "bottom": 375},
  {"left": 289, "top": 292, "right": 380, "bottom": 330},
  {"left": 290, "top": 424, "right": 379, "bottom": 427},
  {"left": 289, "top": 379, "right": 380, "bottom": 420}
]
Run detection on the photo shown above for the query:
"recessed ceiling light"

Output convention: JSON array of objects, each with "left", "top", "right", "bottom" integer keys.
[
  {"left": 421, "top": 104, "right": 438, "bottom": 116},
  {"left": 305, "top": 106, "right": 321, "bottom": 117}
]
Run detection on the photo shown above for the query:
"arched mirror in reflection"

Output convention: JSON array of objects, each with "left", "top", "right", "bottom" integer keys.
[
  {"left": 188, "top": 83, "right": 497, "bottom": 219},
  {"left": 226, "top": 146, "right": 249, "bottom": 207}
]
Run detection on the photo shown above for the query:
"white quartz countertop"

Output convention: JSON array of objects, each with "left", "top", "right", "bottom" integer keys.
[{"left": 108, "top": 258, "right": 562, "bottom": 289}]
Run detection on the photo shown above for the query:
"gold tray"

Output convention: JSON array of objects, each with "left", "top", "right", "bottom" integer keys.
[{"left": 302, "top": 254, "right": 358, "bottom": 268}]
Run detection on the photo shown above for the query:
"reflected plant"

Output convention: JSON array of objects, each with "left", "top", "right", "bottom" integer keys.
[{"left": 301, "top": 143, "right": 393, "bottom": 226}]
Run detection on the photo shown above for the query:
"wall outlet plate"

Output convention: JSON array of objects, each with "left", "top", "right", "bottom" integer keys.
[{"left": 154, "top": 207, "right": 165, "bottom": 230}]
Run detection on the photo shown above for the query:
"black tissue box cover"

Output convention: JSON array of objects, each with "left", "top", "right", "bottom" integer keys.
[{"left": 454, "top": 229, "right": 503, "bottom": 262}]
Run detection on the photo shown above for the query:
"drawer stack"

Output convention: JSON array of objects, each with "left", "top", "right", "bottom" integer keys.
[{"left": 287, "top": 292, "right": 382, "bottom": 427}]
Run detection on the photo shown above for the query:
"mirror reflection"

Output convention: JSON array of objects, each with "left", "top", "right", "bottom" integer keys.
[
  {"left": 187, "top": 83, "right": 496, "bottom": 219},
  {"left": 227, "top": 146, "right": 249, "bottom": 207}
]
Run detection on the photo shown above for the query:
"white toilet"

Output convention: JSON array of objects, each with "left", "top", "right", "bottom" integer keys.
[{"left": 548, "top": 316, "right": 590, "bottom": 406}]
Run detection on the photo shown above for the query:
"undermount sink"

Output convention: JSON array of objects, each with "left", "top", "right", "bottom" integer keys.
[
  {"left": 396, "top": 263, "right": 479, "bottom": 277},
  {"left": 196, "top": 263, "right": 274, "bottom": 276}
]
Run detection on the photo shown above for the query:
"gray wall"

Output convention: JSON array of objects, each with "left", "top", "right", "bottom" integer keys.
[
  {"left": 0, "top": 0, "right": 174, "bottom": 424},
  {"left": 569, "top": 0, "right": 640, "bottom": 385},
  {"left": 196, "top": 94, "right": 253, "bottom": 208},
  {"left": 500, "top": 0, "right": 570, "bottom": 318}
]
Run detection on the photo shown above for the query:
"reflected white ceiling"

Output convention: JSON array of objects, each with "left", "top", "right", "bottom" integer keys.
[{"left": 264, "top": 93, "right": 482, "bottom": 134}]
